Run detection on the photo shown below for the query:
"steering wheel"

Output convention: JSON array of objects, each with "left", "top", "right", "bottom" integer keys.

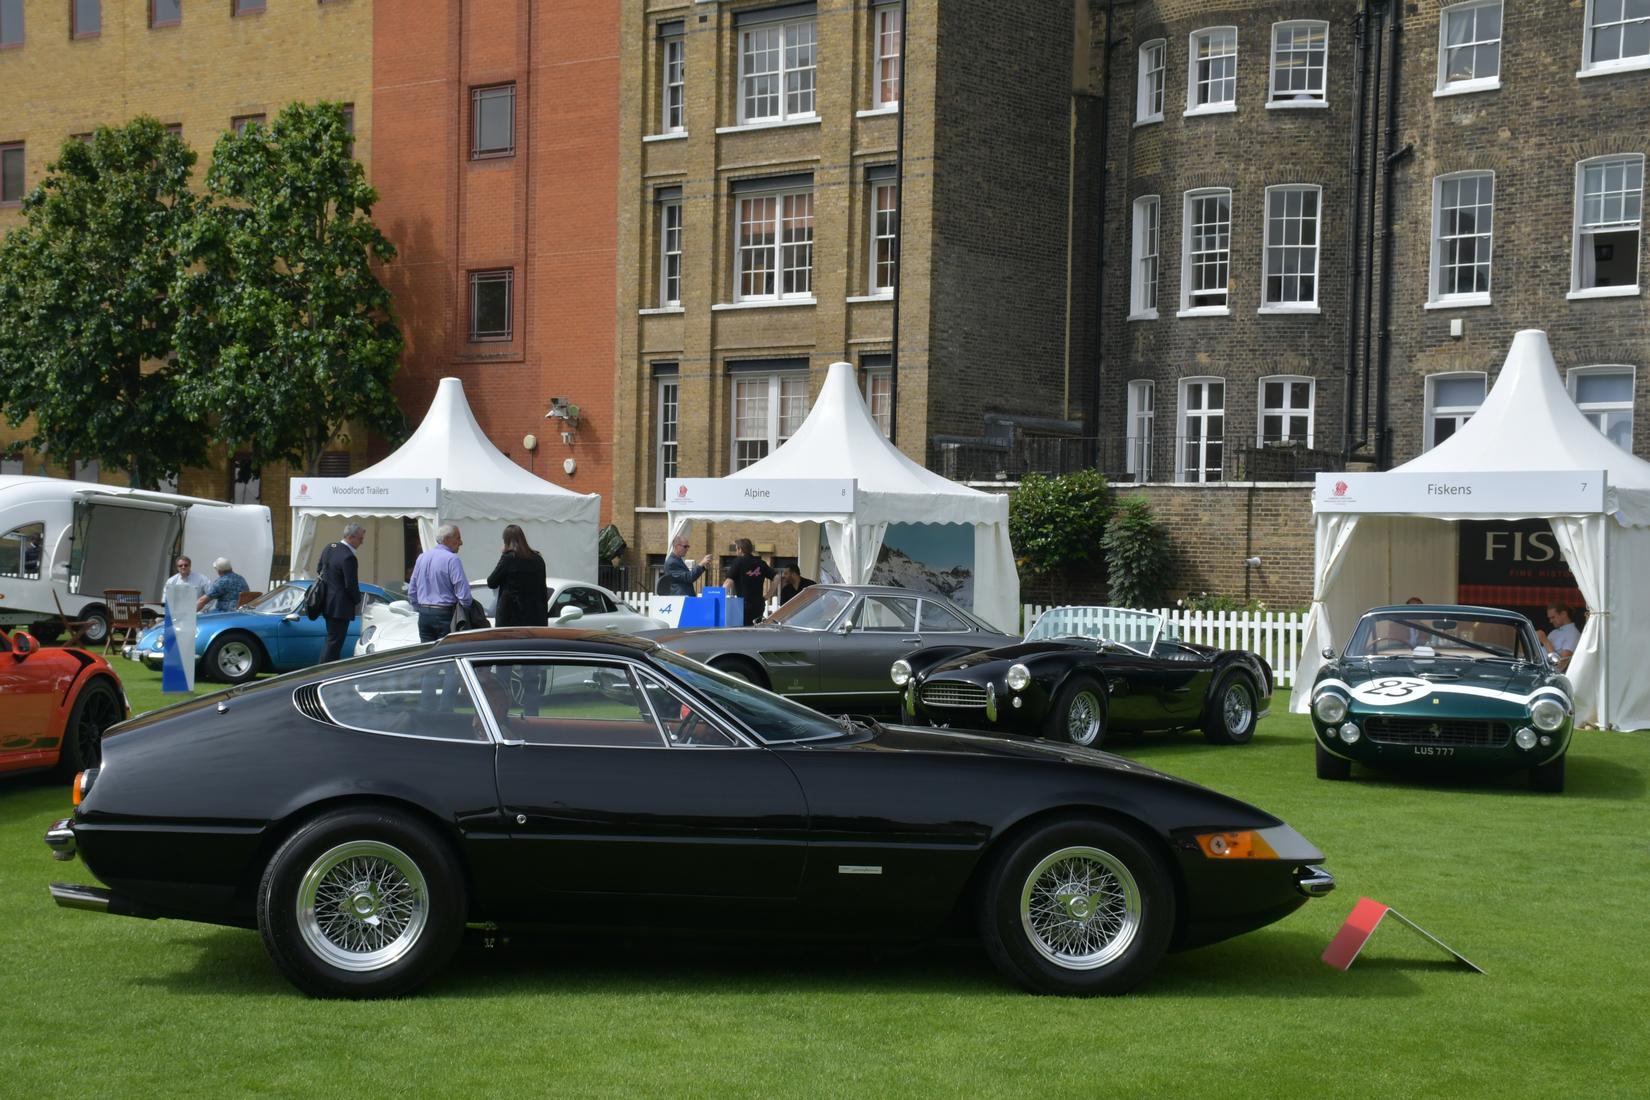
[{"left": 1371, "top": 637, "right": 1409, "bottom": 654}]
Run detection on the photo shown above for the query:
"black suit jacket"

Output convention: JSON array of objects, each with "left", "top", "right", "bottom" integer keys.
[
  {"left": 486, "top": 551, "right": 549, "bottom": 627},
  {"left": 659, "top": 553, "right": 705, "bottom": 596},
  {"left": 317, "top": 542, "right": 361, "bottom": 620}
]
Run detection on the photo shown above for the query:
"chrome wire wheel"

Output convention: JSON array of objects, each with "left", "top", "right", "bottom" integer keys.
[
  {"left": 216, "top": 639, "right": 256, "bottom": 679},
  {"left": 296, "top": 841, "right": 430, "bottom": 973},
  {"left": 1019, "top": 845, "right": 1141, "bottom": 970},
  {"left": 1223, "top": 681, "right": 1253, "bottom": 734},
  {"left": 1066, "top": 690, "right": 1103, "bottom": 746}
]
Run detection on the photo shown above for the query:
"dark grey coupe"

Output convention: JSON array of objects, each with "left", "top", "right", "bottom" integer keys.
[{"left": 646, "top": 585, "right": 1020, "bottom": 715}]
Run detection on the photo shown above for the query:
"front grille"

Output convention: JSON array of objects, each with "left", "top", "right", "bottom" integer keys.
[
  {"left": 920, "top": 681, "right": 989, "bottom": 709},
  {"left": 292, "top": 684, "right": 331, "bottom": 724},
  {"left": 1364, "top": 716, "right": 1510, "bottom": 748}
]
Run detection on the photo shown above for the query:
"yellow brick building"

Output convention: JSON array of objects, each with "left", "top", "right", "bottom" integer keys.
[{"left": 0, "top": 0, "right": 375, "bottom": 569}]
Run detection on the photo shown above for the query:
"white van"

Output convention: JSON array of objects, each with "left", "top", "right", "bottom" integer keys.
[{"left": 0, "top": 476, "right": 273, "bottom": 644}]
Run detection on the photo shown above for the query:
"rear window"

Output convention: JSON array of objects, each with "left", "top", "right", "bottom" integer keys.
[{"left": 317, "top": 659, "right": 490, "bottom": 742}]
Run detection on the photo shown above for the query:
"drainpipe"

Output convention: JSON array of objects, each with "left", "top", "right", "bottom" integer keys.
[
  {"left": 1342, "top": 0, "right": 1373, "bottom": 460},
  {"left": 1089, "top": 0, "right": 1117, "bottom": 467},
  {"left": 889, "top": 0, "right": 908, "bottom": 445},
  {"left": 1359, "top": 0, "right": 1386, "bottom": 461},
  {"left": 1374, "top": 2, "right": 1408, "bottom": 470}
]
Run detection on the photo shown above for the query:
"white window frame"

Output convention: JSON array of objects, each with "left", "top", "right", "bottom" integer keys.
[
  {"left": 873, "top": 4, "right": 902, "bottom": 110},
  {"left": 1257, "top": 375, "right": 1316, "bottom": 447},
  {"left": 1177, "top": 377, "right": 1226, "bottom": 484},
  {"left": 1268, "top": 21, "right": 1328, "bottom": 107},
  {"left": 660, "top": 200, "right": 683, "bottom": 308},
  {"left": 1179, "top": 187, "right": 1232, "bottom": 317},
  {"left": 1126, "top": 379, "right": 1155, "bottom": 480},
  {"left": 1424, "top": 371, "right": 1487, "bottom": 449},
  {"left": 1569, "top": 154, "right": 1644, "bottom": 299},
  {"left": 869, "top": 180, "right": 898, "bottom": 296},
  {"left": 656, "top": 377, "right": 679, "bottom": 505},
  {"left": 863, "top": 368, "right": 892, "bottom": 437},
  {"left": 1137, "top": 39, "right": 1166, "bottom": 124},
  {"left": 735, "top": 187, "right": 814, "bottom": 303},
  {"left": 1427, "top": 171, "right": 1495, "bottom": 309},
  {"left": 1129, "top": 195, "right": 1161, "bottom": 319},
  {"left": 731, "top": 372, "right": 809, "bottom": 470},
  {"left": 1186, "top": 27, "right": 1238, "bottom": 116},
  {"left": 738, "top": 17, "right": 818, "bottom": 125},
  {"left": 1436, "top": 1, "right": 1503, "bottom": 96},
  {"left": 1580, "top": 0, "right": 1650, "bottom": 78},
  {"left": 661, "top": 34, "right": 686, "bottom": 134},
  {"left": 1260, "top": 184, "right": 1322, "bottom": 312},
  {"left": 1567, "top": 365, "right": 1636, "bottom": 451}
]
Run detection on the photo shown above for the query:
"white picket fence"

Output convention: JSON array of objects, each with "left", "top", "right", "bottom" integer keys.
[
  {"left": 615, "top": 588, "right": 1310, "bottom": 688},
  {"left": 1022, "top": 605, "right": 1310, "bottom": 686}
]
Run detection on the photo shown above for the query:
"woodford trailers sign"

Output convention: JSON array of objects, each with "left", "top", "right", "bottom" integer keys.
[
  {"left": 288, "top": 478, "right": 439, "bottom": 510},
  {"left": 1313, "top": 471, "right": 1606, "bottom": 515}
]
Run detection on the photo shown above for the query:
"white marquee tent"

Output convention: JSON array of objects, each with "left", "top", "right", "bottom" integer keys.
[
  {"left": 290, "top": 377, "right": 600, "bottom": 586},
  {"left": 1290, "top": 330, "right": 1650, "bottom": 730},
  {"left": 666, "top": 361, "right": 1021, "bottom": 632}
]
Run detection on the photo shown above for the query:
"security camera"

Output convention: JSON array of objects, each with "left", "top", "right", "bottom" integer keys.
[{"left": 1243, "top": 556, "right": 1262, "bottom": 567}]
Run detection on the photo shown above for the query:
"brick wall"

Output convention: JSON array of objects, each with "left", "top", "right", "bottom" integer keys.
[{"left": 1129, "top": 483, "right": 1314, "bottom": 606}]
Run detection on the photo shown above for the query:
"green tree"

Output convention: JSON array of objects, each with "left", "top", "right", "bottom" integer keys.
[
  {"left": 0, "top": 120, "right": 207, "bottom": 488},
  {"left": 1008, "top": 470, "right": 1112, "bottom": 577},
  {"left": 176, "top": 101, "right": 403, "bottom": 476},
  {"left": 1101, "top": 495, "right": 1173, "bottom": 608}
]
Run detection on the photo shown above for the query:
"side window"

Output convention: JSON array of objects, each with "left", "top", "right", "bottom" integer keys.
[
  {"left": 637, "top": 671, "right": 740, "bottom": 747},
  {"left": 549, "top": 587, "right": 576, "bottom": 616},
  {"left": 317, "top": 660, "right": 488, "bottom": 742},
  {"left": 918, "top": 600, "right": 969, "bottom": 632},
  {"left": 857, "top": 595, "right": 919, "bottom": 631},
  {"left": 471, "top": 661, "right": 665, "bottom": 748},
  {"left": 567, "top": 586, "right": 611, "bottom": 614},
  {"left": 0, "top": 522, "right": 45, "bottom": 579}
]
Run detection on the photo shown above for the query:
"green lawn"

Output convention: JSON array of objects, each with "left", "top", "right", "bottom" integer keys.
[{"left": 3, "top": 668, "right": 1646, "bottom": 1098}]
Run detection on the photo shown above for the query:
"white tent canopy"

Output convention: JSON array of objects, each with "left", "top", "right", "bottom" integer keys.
[
  {"left": 1291, "top": 330, "right": 1650, "bottom": 729},
  {"left": 290, "top": 377, "right": 600, "bottom": 586},
  {"left": 666, "top": 361, "right": 1021, "bottom": 632}
]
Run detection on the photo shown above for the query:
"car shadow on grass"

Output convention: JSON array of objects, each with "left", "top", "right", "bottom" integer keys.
[{"left": 1334, "top": 751, "right": 1644, "bottom": 802}]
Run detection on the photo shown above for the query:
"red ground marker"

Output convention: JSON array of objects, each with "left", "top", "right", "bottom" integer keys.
[{"left": 1321, "top": 896, "right": 1484, "bottom": 973}]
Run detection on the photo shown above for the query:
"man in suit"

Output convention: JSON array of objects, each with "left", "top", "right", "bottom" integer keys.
[
  {"left": 316, "top": 523, "right": 366, "bottom": 663},
  {"left": 659, "top": 532, "right": 713, "bottom": 596}
]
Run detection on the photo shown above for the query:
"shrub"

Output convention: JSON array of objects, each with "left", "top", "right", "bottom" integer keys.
[
  {"left": 1101, "top": 496, "right": 1172, "bottom": 608},
  {"left": 1009, "top": 470, "right": 1112, "bottom": 577}
]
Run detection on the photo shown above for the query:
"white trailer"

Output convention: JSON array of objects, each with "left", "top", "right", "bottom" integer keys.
[{"left": 0, "top": 476, "right": 273, "bottom": 644}]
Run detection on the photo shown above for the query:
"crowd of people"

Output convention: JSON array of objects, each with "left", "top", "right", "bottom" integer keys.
[{"left": 660, "top": 533, "right": 812, "bottom": 625}]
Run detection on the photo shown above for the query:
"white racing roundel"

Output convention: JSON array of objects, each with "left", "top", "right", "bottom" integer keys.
[{"left": 1348, "top": 677, "right": 1434, "bottom": 706}]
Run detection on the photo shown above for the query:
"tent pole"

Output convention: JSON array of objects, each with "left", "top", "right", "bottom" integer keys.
[{"left": 1599, "top": 515, "right": 1610, "bottom": 731}]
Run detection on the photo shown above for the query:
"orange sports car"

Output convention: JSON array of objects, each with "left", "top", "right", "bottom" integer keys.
[{"left": 0, "top": 631, "right": 128, "bottom": 779}]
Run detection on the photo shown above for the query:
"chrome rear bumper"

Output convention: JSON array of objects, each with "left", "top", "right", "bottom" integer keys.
[{"left": 1296, "top": 865, "right": 1336, "bottom": 898}]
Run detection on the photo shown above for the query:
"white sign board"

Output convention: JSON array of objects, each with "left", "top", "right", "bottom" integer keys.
[
  {"left": 666, "top": 478, "right": 856, "bottom": 514},
  {"left": 289, "top": 478, "right": 440, "bottom": 510},
  {"left": 1314, "top": 471, "right": 1606, "bottom": 516}
]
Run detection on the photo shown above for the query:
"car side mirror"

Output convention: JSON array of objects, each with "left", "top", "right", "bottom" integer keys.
[
  {"left": 10, "top": 630, "right": 36, "bottom": 660},
  {"left": 836, "top": 619, "right": 854, "bottom": 635},
  {"left": 558, "top": 606, "right": 585, "bottom": 623},
  {"left": 1321, "top": 647, "right": 1336, "bottom": 660},
  {"left": 1547, "top": 651, "right": 1562, "bottom": 669}
]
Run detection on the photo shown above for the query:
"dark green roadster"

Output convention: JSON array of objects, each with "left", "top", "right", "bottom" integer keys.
[{"left": 1310, "top": 605, "right": 1573, "bottom": 792}]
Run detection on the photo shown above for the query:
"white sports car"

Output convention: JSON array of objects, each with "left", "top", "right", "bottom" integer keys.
[{"left": 354, "top": 578, "right": 666, "bottom": 657}]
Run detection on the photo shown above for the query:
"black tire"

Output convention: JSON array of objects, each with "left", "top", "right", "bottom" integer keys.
[
  {"left": 1044, "top": 675, "right": 1107, "bottom": 748},
  {"left": 257, "top": 807, "right": 467, "bottom": 999},
  {"left": 204, "top": 632, "right": 261, "bottom": 684},
  {"left": 1202, "top": 672, "right": 1259, "bottom": 745},
  {"left": 1530, "top": 753, "right": 1566, "bottom": 793},
  {"left": 710, "top": 656, "right": 769, "bottom": 689},
  {"left": 29, "top": 621, "right": 64, "bottom": 645},
  {"left": 976, "top": 817, "right": 1174, "bottom": 996},
  {"left": 79, "top": 605, "right": 111, "bottom": 646},
  {"left": 53, "top": 676, "right": 122, "bottom": 779},
  {"left": 1315, "top": 740, "right": 1352, "bottom": 781}
]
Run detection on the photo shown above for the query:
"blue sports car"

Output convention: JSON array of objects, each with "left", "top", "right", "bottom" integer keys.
[{"left": 126, "top": 580, "right": 405, "bottom": 683}]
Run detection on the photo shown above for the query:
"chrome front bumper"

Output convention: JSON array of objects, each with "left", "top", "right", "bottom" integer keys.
[
  {"left": 1296, "top": 865, "right": 1336, "bottom": 898},
  {"left": 44, "top": 818, "right": 76, "bottom": 862}
]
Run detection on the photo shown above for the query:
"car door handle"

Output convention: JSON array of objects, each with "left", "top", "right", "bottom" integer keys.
[{"left": 900, "top": 637, "right": 921, "bottom": 644}]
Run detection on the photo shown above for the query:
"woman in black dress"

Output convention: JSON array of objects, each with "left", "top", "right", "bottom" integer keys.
[{"left": 486, "top": 524, "right": 549, "bottom": 627}]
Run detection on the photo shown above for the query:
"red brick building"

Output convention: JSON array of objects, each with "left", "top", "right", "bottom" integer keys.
[{"left": 371, "top": 0, "right": 619, "bottom": 526}]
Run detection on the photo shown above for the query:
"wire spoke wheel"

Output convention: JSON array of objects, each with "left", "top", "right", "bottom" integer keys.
[
  {"left": 1066, "top": 690, "right": 1102, "bottom": 746},
  {"left": 1223, "top": 682, "right": 1253, "bottom": 734},
  {"left": 1019, "top": 845, "right": 1140, "bottom": 970},
  {"left": 297, "top": 841, "right": 430, "bottom": 972}
]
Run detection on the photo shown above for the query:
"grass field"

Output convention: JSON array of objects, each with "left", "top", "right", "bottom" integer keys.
[{"left": 3, "top": 663, "right": 1646, "bottom": 1098}]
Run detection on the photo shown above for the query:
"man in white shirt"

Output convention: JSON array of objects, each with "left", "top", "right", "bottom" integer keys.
[
  {"left": 165, "top": 556, "right": 211, "bottom": 600},
  {"left": 1540, "top": 604, "right": 1581, "bottom": 672}
]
